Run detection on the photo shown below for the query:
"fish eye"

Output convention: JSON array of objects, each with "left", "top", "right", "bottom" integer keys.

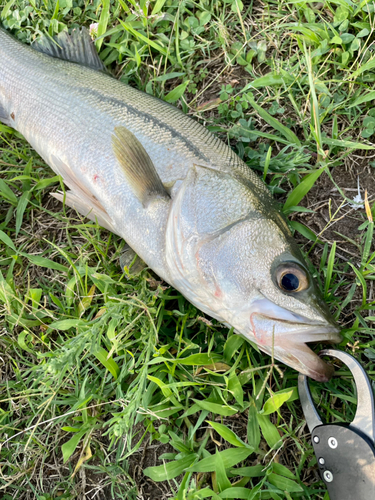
[{"left": 275, "top": 263, "right": 309, "bottom": 293}]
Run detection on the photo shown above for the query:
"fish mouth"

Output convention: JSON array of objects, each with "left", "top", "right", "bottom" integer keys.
[{"left": 249, "top": 312, "right": 342, "bottom": 381}]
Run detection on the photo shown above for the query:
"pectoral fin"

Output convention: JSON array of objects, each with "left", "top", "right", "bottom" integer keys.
[{"left": 112, "top": 126, "right": 170, "bottom": 207}]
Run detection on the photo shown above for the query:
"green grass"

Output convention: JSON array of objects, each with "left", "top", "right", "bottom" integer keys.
[{"left": 1, "top": 0, "right": 375, "bottom": 498}]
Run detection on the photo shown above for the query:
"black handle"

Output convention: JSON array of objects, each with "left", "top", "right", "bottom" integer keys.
[{"left": 311, "top": 423, "right": 375, "bottom": 500}]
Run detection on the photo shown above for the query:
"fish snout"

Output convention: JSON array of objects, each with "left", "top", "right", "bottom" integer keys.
[{"left": 249, "top": 312, "right": 342, "bottom": 381}]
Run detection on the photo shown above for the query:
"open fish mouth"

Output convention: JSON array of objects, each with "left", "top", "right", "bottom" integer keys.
[{"left": 249, "top": 313, "right": 342, "bottom": 381}]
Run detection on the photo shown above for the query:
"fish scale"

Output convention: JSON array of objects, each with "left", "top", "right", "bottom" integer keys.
[{"left": 0, "top": 26, "right": 343, "bottom": 380}]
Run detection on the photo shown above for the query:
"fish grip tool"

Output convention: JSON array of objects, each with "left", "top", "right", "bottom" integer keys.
[{"left": 298, "top": 349, "right": 375, "bottom": 500}]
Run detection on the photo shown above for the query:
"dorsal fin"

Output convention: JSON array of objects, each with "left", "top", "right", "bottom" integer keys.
[
  {"left": 112, "top": 126, "right": 170, "bottom": 207},
  {"left": 32, "top": 28, "right": 106, "bottom": 72}
]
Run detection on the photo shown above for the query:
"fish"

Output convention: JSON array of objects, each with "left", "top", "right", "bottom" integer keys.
[{"left": 0, "top": 26, "right": 342, "bottom": 381}]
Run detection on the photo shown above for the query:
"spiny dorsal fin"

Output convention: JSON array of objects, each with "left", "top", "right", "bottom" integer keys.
[
  {"left": 112, "top": 126, "right": 170, "bottom": 207},
  {"left": 32, "top": 28, "right": 106, "bottom": 72}
]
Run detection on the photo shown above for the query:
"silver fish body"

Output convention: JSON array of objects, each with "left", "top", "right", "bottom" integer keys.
[{"left": 0, "top": 27, "right": 341, "bottom": 380}]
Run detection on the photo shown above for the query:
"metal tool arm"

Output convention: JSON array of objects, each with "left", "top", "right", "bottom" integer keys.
[{"left": 298, "top": 349, "right": 375, "bottom": 500}]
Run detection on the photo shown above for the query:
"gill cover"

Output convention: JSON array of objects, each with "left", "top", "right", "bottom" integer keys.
[{"left": 165, "top": 164, "right": 277, "bottom": 318}]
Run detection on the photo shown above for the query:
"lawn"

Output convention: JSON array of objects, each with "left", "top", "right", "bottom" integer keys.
[{"left": 0, "top": 0, "right": 375, "bottom": 498}]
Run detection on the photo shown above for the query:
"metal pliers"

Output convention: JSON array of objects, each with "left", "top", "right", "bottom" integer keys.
[{"left": 298, "top": 349, "right": 375, "bottom": 499}]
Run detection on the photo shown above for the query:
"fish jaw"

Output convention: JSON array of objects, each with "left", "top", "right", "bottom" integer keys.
[{"left": 248, "top": 312, "right": 342, "bottom": 381}]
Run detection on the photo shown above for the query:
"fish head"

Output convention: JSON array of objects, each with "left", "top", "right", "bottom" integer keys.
[
  {"left": 166, "top": 166, "right": 341, "bottom": 381},
  {"left": 196, "top": 215, "right": 341, "bottom": 381}
]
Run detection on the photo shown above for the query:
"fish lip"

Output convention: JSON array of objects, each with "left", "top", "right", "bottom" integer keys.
[
  {"left": 259, "top": 336, "right": 340, "bottom": 381},
  {"left": 249, "top": 313, "right": 342, "bottom": 381},
  {"left": 300, "top": 325, "right": 342, "bottom": 381},
  {"left": 250, "top": 312, "right": 342, "bottom": 344},
  {"left": 283, "top": 341, "right": 336, "bottom": 382},
  {"left": 283, "top": 322, "right": 342, "bottom": 344}
]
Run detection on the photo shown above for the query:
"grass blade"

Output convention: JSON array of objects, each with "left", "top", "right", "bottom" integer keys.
[
  {"left": 192, "top": 399, "right": 237, "bottom": 416},
  {"left": 15, "top": 190, "right": 30, "bottom": 237},
  {"left": 289, "top": 221, "right": 321, "bottom": 242},
  {"left": 0, "top": 229, "right": 17, "bottom": 252},
  {"left": 0, "top": 178, "right": 17, "bottom": 205},
  {"left": 188, "top": 448, "right": 253, "bottom": 472},
  {"left": 96, "top": 0, "right": 110, "bottom": 51},
  {"left": 62, "top": 429, "right": 88, "bottom": 463},
  {"left": 262, "top": 389, "right": 293, "bottom": 415},
  {"left": 349, "top": 91, "right": 375, "bottom": 108},
  {"left": 257, "top": 414, "right": 282, "bottom": 449},
  {"left": 241, "top": 72, "right": 293, "bottom": 91},
  {"left": 23, "top": 254, "right": 69, "bottom": 273},
  {"left": 267, "top": 473, "right": 303, "bottom": 493},
  {"left": 144, "top": 455, "right": 197, "bottom": 481},
  {"left": 207, "top": 421, "right": 250, "bottom": 448},
  {"left": 92, "top": 346, "right": 120, "bottom": 380},
  {"left": 362, "top": 224, "right": 374, "bottom": 268},
  {"left": 219, "top": 486, "right": 262, "bottom": 499},
  {"left": 151, "top": 0, "right": 167, "bottom": 15},
  {"left": 352, "top": 57, "right": 375, "bottom": 78},
  {"left": 240, "top": 128, "right": 291, "bottom": 145},
  {"left": 214, "top": 448, "right": 232, "bottom": 492},
  {"left": 284, "top": 168, "right": 325, "bottom": 211},
  {"left": 350, "top": 262, "right": 368, "bottom": 306},
  {"left": 323, "top": 137, "right": 374, "bottom": 150},
  {"left": 164, "top": 80, "right": 190, "bottom": 103},
  {"left": 304, "top": 45, "right": 323, "bottom": 157},
  {"left": 118, "top": 20, "right": 168, "bottom": 56},
  {"left": 245, "top": 95, "right": 301, "bottom": 147},
  {"left": 324, "top": 242, "right": 336, "bottom": 298},
  {"left": 263, "top": 146, "right": 272, "bottom": 181}
]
